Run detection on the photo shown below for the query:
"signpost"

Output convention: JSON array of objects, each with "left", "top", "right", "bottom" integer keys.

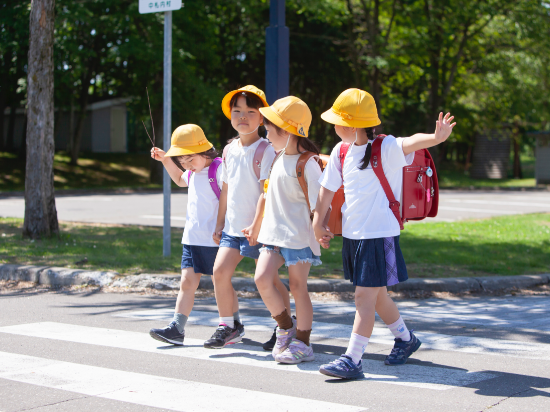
[
  {"left": 139, "top": 0, "right": 182, "bottom": 256},
  {"left": 265, "top": 0, "right": 289, "bottom": 104}
]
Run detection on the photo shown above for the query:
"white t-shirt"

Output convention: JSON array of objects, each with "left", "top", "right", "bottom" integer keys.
[
  {"left": 258, "top": 154, "right": 322, "bottom": 255},
  {"left": 221, "top": 138, "right": 277, "bottom": 237},
  {"left": 181, "top": 163, "right": 223, "bottom": 247},
  {"left": 319, "top": 136, "right": 414, "bottom": 240}
]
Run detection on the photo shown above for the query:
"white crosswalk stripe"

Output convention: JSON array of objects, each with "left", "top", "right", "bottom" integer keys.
[
  {"left": 115, "top": 309, "right": 550, "bottom": 360},
  {"left": 0, "top": 322, "right": 496, "bottom": 391},
  {"left": 0, "top": 351, "right": 361, "bottom": 412}
]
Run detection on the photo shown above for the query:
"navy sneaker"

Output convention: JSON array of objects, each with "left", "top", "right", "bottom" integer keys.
[
  {"left": 319, "top": 355, "right": 364, "bottom": 380},
  {"left": 149, "top": 321, "right": 184, "bottom": 345},
  {"left": 384, "top": 331, "right": 422, "bottom": 365},
  {"left": 235, "top": 320, "right": 245, "bottom": 338},
  {"left": 263, "top": 326, "right": 277, "bottom": 351},
  {"left": 203, "top": 324, "right": 241, "bottom": 349}
]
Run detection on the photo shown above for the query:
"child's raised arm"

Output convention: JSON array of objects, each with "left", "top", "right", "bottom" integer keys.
[
  {"left": 151, "top": 147, "right": 188, "bottom": 188},
  {"left": 402, "top": 112, "right": 456, "bottom": 156}
]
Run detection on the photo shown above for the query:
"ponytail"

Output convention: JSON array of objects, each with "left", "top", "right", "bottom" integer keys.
[
  {"left": 297, "top": 137, "right": 320, "bottom": 155},
  {"left": 357, "top": 128, "right": 376, "bottom": 170}
]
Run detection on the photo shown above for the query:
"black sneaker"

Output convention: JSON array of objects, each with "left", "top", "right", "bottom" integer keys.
[
  {"left": 149, "top": 321, "right": 184, "bottom": 345},
  {"left": 262, "top": 326, "right": 277, "bottom": 351},
  {"left": 203, "top": 324, "right": 241, "bottom": 349},
  {"left": 384, "top": 331, "right": 422, "bottom": 365},
  {"left": 235, "top": 320, "right": 245, "bottom": 338}
]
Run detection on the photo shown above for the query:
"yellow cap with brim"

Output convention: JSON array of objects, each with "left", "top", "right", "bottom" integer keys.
[
  {"left": 164, "top": 124, "right": 213, "bottom": 157},
  {"left": 321, "top": 88, "right": 381, "bottom": 128},
  {"left": 259, "top": 96, "right": 312, "bottom": 138},
  {"left": 221, "top": 85, "right": 269, "bottom": 119}
]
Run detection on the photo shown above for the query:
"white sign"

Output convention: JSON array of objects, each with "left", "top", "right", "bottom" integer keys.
[{"left": 139, "top": 0, "right": 182, "bottom": 14}]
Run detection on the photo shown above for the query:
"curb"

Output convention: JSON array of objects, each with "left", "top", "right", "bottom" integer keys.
[{"left": 1, "top": 264, "right": 549, "bottom": 294}]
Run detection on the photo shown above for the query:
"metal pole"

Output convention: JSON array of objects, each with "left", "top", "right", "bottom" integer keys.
[
  {"left": 265, "top": 0, "right": 289, "bottom": 104},
  {"left": 163, "top": 11, "right": 172, "bottom": 257}
]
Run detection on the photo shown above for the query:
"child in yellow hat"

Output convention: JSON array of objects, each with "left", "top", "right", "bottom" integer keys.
[
  {"left": 252, "top": 96, "right": 324, "bottom": 364},
  {"left": 204, "top": 86, "right": 292, "bottom": 350},
  {"left": 313, "top": 88, "right": 456, "bottom": 379},
  {"left": 148, "top": 124, "right": 223, "bottom": 346}
]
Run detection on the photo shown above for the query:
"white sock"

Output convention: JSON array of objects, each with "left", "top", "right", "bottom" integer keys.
[
  {"left": 345, "top": 333, "right": 370, "bottom": 365},
  {"left": 220, "top": 316, "right": 235, "bottom": 329},
  {"left": 387, "top": 316, "right": 411, "bottom": 341}
]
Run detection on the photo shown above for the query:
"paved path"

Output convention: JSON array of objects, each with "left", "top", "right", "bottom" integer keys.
[
  {"left": 0, "top": 291, "right": 549, "bottom": 411},
  {"left": 1, "top": 190, "right": 549, "bottom": 227}
]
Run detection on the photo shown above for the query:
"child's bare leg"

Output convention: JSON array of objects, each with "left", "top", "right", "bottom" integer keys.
[
  {"left": 254, "top": 252, "right": 286, "bottom": 316},
  {"left": 352, "top": 286, "right": 381, "bottom": 337},
  {"left": 374, "top": 287, "right": 400, "bottom": 325},
  {"left": 174, "top": 268, "right": 202, "bottom": 316},
  {"left": 212, "top": 247, "right": 243, "bottom": 318},
  {"left": 275, "top": 277, "right": 291, "bottom": 315},
  {"left": 288, "top": 262, "right": 313, "bottom": 345}
]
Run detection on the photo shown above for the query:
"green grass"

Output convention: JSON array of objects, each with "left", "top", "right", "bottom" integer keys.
[
  {"left": 0, "top": 151, "right": 160, "bottom": 192},
  {"left": 1, "top": 214, "right": 549, "bottom": 278}
]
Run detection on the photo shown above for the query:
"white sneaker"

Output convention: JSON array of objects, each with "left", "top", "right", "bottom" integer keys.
[
  {"left": 275, "top": 339, "right": 315, "bottom": 364},
  {"left": 271, "top": 319, "right": 296, "bottom": 358}
]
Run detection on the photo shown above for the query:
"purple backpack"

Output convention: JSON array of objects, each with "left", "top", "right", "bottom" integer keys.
[{"left": 187, "top": 157, "right": 222, "bottom": 199}]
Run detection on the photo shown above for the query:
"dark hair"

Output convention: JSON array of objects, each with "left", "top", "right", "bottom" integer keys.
[
  {"left": 263, "top": 117, "right": 320, "bottom": 155},
  {"left": 171, "top": 147, "right": 219, "bottom": 171},
  {"left": 357, "top": 128, "right": 376, "bottom": 170},
  {"left": 227, "top": 91, "right": 266, "bottom": 143}
]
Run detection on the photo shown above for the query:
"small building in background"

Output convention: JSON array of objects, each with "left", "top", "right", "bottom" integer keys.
[
  {"left": 533, "top": 131, "right": 550, "bottom": 185},
  {"left": 2, "top": 98, "right": 129, "bottom": 153},
  {"left": 470, "top": 129, "right": 511, "bottom": 179}
]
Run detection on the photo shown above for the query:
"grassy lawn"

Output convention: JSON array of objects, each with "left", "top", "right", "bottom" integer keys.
[
  {"left": 1, "top": 214, "right": 548, "bottom": 279},
  {"left": 0, "top": 151, "right": 159, "bottom": 192}
]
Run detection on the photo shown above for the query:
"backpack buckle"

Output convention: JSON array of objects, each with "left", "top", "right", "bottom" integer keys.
[
  {"left": 389, "top": 200, "right": 400, "bottom": 211},
  {"left": 373, "top": 156, "right": 378, "bottom": 168},
  {"left": 209, "top": 178, "right": 214, "bottom": 183}
]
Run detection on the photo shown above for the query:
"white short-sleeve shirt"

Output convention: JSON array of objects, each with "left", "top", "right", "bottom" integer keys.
[
  {"left": 221, "top": 138, "right": 277, "bottom": 237},
  {"left": 258, "top": 154, "right": 323, "bottom": 255},
  {"left": 319, "top": 136, "right": 414, "bottom": 240},
  {"left": 181, "top": 163, "right": 223, "bottom": 247}
]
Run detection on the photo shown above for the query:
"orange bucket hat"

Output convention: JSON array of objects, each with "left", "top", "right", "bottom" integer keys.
[
  {"left": 221, "top": 85, "right": 269, "bottom": 119},
  {"left": 259, "top": 96, "right": 312, "bottom": 137},
  {"left": 164, "top": 124, "right": 213, "bottom": 157},
  {"left": 321, "top": 88, "right": 381, "bottom": 128}
]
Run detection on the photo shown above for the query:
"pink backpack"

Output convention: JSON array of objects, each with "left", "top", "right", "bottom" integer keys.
[
  {"left": 222, "top": 139, "right": 269, "bottom": 181},
  {"left": 187, "top": 157, "right": 222, "bottom": 199}
]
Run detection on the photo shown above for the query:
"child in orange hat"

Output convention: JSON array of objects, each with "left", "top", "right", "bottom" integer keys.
[
  {"left": 253, "top": 96, "right": 324, "bottom": 364},
  {"left": 313, "top": 88, "right": 456, "bottom": 379},
  {"left": 204, "top": 86, "right": 292, "bottom": 350},
  {"left": 148, "top": 124, "right": 222, "bottom": 345}
]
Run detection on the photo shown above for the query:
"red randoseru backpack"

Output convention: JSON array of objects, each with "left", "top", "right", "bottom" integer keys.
[{"left": 320, "top": 136, "right": 439, "bottom": 235}]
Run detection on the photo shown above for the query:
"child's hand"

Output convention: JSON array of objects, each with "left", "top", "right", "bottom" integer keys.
[
  {"left": 212, "top": 225, "right": 224, "bottom": 245},
  {"left": 434, "top": 112, "right": 456, "bottom": 144},
  {"left": 241, "top": 225, "right": 259, "bottom": 246},
  {"left": 151, "top": 147, "right": 166, "bottom": 162},
  {"left": 313, "top": 223, "right": 334, "bottom": 249}
]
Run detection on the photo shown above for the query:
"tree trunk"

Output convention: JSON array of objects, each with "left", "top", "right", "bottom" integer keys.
[{"left": 23, "top": 0, "right": 59, "bottom": 239}]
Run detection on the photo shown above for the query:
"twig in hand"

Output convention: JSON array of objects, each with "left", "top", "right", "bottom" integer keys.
[
  {"left": 141, "top": 119, "right": 155, "bottom": 147},
  {"left": 146, "top": 87, "right": 156, "bottom": 147}
]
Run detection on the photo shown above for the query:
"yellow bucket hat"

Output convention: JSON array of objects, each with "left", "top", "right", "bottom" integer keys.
[
  {"left": 321, "top": 88, "right": 381, "bottom": 128},
  {"left": 164, "top": 124, "right": 213, "bottom": 157},
  {"left": 259, "top": 96, "right": 312, "bottom": 137},
  {"left": 221, "top": 85, "right": 269, "bottom": 119}
]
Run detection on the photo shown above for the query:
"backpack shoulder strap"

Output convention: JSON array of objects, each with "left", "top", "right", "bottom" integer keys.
[
  {"left": 187, "top": 170, "right": 192, "bottom": 183},
  {"left": 208, "top": 157, "right": 222, "bottom": 200},
  {"left": 371, "top": 138, "right": 404, "bottom": 230},
  {"left": 296, "top": 151, "right": 318, "bottom": 215},
  {"left": 253, "top": 139, "right": 269, "bottom": 180},
  {"left": 339, "top": 143, "right": 351, "bottom": 175}
]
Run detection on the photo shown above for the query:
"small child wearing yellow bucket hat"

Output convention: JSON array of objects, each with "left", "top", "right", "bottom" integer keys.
[
  {"left": 252, "top": 96, "right": 324, "bottom": 364},
  {"left": 148, "top": 124, "right": 225, "bottom": 346},
  {"left": 313, "top": 88, "right": 456, "bottom": 379},
  {"left": 204, "top": 85, "right": 292, "bottom": 350}
]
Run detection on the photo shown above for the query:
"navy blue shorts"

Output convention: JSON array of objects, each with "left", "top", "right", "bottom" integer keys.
[
  {"left": 342, "top": 236, "right": 408, "bottom": 287},
  {"left": 181, "top": 244, "right": 219, "bottom": 275},
  {"left": 219, "top": 232, "right": 261, "bottom": 259}
]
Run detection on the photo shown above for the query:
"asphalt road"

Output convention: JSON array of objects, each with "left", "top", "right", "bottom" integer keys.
[
  {"left": 1, "top": 190, "right": 549, "bottom": 228},
  {"left": 0, "top": 290, "right": 549, "bottom": 412}
]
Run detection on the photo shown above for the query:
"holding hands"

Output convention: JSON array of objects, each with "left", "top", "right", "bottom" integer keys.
[{"left": 313, "top": 223, "right": 334, "bottom": 250}]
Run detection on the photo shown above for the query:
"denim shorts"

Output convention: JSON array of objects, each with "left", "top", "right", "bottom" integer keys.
[
  {"left": 259, "top": 245, "right": 322, "bottom": 267},
  {"left": 181, "top": 244, "right": 219, "bottom": 275},
  {"left": 219, "top": 232, "right": 262, "bottom": 259}
]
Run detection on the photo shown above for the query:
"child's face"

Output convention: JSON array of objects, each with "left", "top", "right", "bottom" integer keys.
[
  {"left": 178, "top": 154, "right": 208, "bottom": 173},
  {"left": 231, "top": 96, "right": 263, "bottom": 136},
  {"left": 334, "top": 125, "right": 357, "bottom": 143},
  {"left": 265, "top": 124, "right": 288, "bottom": 151}
]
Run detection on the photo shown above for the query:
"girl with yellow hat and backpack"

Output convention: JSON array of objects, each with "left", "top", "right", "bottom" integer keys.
[
  {"left": 313, "top": 88, "right": 456, "bottom": 379},
  {"left": 148, "top": 124, "right": 223, "bottom": 346},
  {"left": 253, "top": 96, "right": 324, "bottom": 364},
  {"left": 204, "top": 86, "right": 293, "bottom": 350}
]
